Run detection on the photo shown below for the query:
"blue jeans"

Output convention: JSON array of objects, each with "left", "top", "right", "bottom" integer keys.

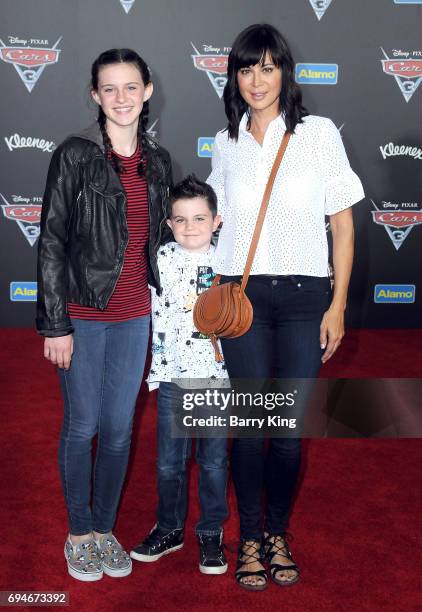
[
  {"left": 220, "top": 275, "right": 331, "bottom": 539},
  {"left": 58, "top": 316, "right": 150, "bottom": 535},
  {"left": 156, "top": 382, "right": 228, "bottom": 536}
]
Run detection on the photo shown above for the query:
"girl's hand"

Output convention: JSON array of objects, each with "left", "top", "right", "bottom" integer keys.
[
  {"left": 320, "top": 307, "right": 344, "bottom": 363},
  {"left": 44, "top": 335, "right": 74, "bottom": 370}
]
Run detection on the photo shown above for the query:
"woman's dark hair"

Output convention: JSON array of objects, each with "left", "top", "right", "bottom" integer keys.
[
  {"left": 224, "top": 24, "right": 308, "bottom": 139},
  {"left": 169, "top": 174, "right": 218, "bottom": 218},
  {"left": 91, "top": 48, "right": 151, "bottom": 176}
]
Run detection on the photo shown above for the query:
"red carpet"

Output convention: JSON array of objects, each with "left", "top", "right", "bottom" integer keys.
[{"left": 0, "top": 329, "right": 421, "bottom": 611}]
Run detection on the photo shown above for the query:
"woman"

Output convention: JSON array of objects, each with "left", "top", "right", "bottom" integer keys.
[
  {"left": 36, "top": 48, "right": 172, "bottom": 581},
  {"left": 207, "top": 24, "right": 364, "bottom": 590}
]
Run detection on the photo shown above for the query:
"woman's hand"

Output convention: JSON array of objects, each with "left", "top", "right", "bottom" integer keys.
[
  {"left": 320, "top": 307, "right": 344, "bottom": 363},
  {"left": 321, "top": 207, "right": 354, "bottom": 364},
  {"left": 44, "top": 335, "right": 74, "bottom": 370}
]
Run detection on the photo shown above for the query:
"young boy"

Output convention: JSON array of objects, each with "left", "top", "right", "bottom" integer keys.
[{"left": 130, "top": 175, "right": 229, "bottom": 574}]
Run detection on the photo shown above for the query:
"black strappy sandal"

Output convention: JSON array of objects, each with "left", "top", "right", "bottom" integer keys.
[
  {"left": 263, "top": 534, "right": 300, "bottom": 587},
  {"left": 235, "top": 539, "right": 268, "bottom": 592}
]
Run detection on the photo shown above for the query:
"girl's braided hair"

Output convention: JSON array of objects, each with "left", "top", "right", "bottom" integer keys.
[{"left": 91, "top": 48, "right": 151, "bottom": 176}]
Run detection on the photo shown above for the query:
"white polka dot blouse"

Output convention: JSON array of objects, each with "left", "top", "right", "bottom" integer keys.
[{"left": 207, "top": 113, "right": 364, "bottom": 277}]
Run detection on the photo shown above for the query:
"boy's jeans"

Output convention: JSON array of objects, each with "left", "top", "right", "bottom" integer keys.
[{"left": 156, "top": 381, "right": 228, "bottom": 536}]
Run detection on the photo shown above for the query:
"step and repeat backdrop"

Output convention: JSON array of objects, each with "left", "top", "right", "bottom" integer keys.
[{"left": 0, "top": 0, "right": 421, "bottom": 328}]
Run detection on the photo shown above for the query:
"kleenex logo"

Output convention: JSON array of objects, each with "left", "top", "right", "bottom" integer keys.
[
  {"left": 4, "top": 133, "right": 56, "bottom": 153},
  {"left": 374, "top": 284, "right": 415, "bottom": 303},
  {"left": 295, "top": 63, "right": 338, "bottom": 84}
]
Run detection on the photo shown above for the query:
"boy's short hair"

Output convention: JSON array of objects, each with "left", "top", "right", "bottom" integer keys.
[{"left": 169, "top": 174, "right": 218, "bottom": 218}]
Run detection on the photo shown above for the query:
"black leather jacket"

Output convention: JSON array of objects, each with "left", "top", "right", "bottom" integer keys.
[{"left": 36, "top": 122, "right": 173, "bottom": 337}]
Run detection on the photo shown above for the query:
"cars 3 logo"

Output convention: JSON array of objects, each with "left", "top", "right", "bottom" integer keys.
[
  {"left": 381, "top": 48, "right": 422, "bottom": 102},
  {"left": 308, "top": 0, "right": 334, "bottom": 20},
  {"left": 371, "top": 200, "right": 422, "bottom": 250},
  {"left": 191, "top": 43, "right": 230, "bottom": 98},
  {"left": 0, "top": 36, "right": 61, "bottom": 92},
  {"left": 1, "top": 193, "right": 42, "bottom": 246}
]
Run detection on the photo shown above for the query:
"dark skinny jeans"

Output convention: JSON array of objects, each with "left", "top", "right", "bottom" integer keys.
[{"left": 220, "top": 274, "right": 331, "bottom": 540}]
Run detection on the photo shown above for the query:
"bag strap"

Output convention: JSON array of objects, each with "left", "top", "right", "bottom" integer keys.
[{"left": 240, "top": 131, "right": 291, "bottom": 292}]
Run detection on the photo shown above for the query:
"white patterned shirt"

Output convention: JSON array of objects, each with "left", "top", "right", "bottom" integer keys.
[
  {"left": 147, "top": 242, "right": 228, "bottom": 390},
  {"left": 207, "top": 113, "right": 364, "bottom": 277}
]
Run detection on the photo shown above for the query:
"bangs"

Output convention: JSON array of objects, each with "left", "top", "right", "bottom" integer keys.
[
  {"left": 231, "top": 28, "right": 283, "bottom": 70},
  {"left": 224, "top": 24, "right": 308, "bottom": 139}
]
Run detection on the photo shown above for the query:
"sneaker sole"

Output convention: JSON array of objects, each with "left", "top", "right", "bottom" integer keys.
[
  {"left": 102, "top": 561, "right": 132, "bottom": 578},
  {"left": 67, "top": 564, "right": 103, "bottom": 582},
  {"left": 130, "top": 543, "right": 184, "bottom": 562},
  {"left": 199, "top": 563, "right": 228, "bottom": 575}
]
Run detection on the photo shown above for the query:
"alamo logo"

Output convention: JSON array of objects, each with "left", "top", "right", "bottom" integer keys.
[
  {"left": 1, "top": 193, "right": 42, "bottom": 246},
  {"left": 308, "top": 0, "right": 334, "bottom": 20},
  {"left": 0, "top": 36, "right": 62, "bottom": 92},
  {"left": 119, "top": 0, "right": 136, "bottom": 13},
  {"left": 295, "top": 63, "right": 338, "bottom": 84},
  {"left": 10, "top": 282, "right": 37, "bottom": 302},
  {"left": 380, "top": 48, "right": 422, "bottom": 102},
  {"left": 371, "top": 199, "right": 422, "bottom": 250},
  {"left": 197, "top": 137, "right": 214, "bottom": 158},
  {"left": 374, "top": 284, "right": 415, "bottom": 304},
  {"left": 191, "top": 43, "right": 230, "bottom": 98}
]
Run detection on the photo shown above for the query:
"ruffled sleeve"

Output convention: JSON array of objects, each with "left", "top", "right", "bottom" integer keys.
[
  {"left": 319, "top": 119, "right": 365, "bottom": 216},
  {"left": 206, "top": 131, "right": 226, "bottom": 219}
]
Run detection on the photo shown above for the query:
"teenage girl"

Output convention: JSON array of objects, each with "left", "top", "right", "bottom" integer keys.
[{"left": 36, "top": 48, "right": 172, "bottom": 581}]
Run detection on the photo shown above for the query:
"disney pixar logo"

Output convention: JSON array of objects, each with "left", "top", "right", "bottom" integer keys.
[
  {"left": 381, "top": 48, "right": 422, "bottom": 102},
  {"left": 1, "top": 193, "right": 42, "bottom": 246},
  {"left": 191, "top": 43, "right": 230, "bottom": 98},
  {"left": 371, "top": 200, "right": 422, "bottom": 250},
  {"left": 0, "top": 36, "right": 62, "bottom": 92}
]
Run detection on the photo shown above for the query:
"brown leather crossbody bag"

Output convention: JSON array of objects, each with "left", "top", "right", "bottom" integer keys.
[{"left": 193, "top": 131, "right": 291, "bottom": 362}]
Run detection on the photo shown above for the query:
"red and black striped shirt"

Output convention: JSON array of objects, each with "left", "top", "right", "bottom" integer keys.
[{"left": 68, "top": 146, "right": 150, "bottom": 321}]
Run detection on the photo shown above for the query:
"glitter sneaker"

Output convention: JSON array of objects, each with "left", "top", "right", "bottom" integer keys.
[
  {"left": 64, "top": 537, "right": 103, "bottom": 582},
  {"left": 96, "top": 533, "right": 132, "bottom": 578}
]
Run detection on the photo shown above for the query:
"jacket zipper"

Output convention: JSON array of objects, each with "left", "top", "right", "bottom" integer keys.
[
  {"left": 99, "top": 151, "right": 166, "bottom": 307},
  {"left": 147, "top": 157, "right": 168, "bottom": 291},
  {"left": 98, "top": 191, "right": 128, "bottom": 309}
]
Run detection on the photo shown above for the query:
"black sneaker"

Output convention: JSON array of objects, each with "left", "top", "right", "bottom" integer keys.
[
  {"left": 130, "top": 524, "right": 184, "bottom": 562},
  {"left": 197, "top": 533, "right": 228, "bottom": 575}
]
